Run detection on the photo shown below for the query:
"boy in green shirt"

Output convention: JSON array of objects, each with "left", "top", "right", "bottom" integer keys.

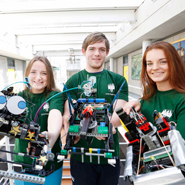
[{"left": 63, "top": 32, "right": 128, "bottom": 185}]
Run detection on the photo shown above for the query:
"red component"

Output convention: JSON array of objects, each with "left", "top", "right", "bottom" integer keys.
[
  {"left": 158, "top": 117, "right": 170, "bottom": 133},
  {"left": 125, "top": 133, "right": 143, "bottom": 153},
  {"left": 129, "top": 139, "right": 140, "bottom": 145},
  {"left": 162, "top": 117, "right": 170, "bottom": 129},
  {"left": 139, "top": 122, "right": 151, "bottom": 132},
  {"left": 136, "top": 114, "right": 152, "bottom": 133},
  {"left": 135, "top": 114, "right": 147, "bottom": 126},
  {"left": 163, "top": 140, "right": 170, "bottom": 145},
  {"left": 125, "top": 133, "right": 140, "bottom": 144},
  {"left": 158, "top": 127, "right": 170, "bottom": 133},
  {"left": 82, "top": 105, "right": 93, "bottom": 116},
  {"left": 136, "top": 114, "right": 146, "bottom": 125}
]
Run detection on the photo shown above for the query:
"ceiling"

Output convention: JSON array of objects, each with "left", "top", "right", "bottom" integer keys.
[
  {"left": 1, "top": 0, "right": 185, "bottom": 62},
  {"left": 0, "top": 0, "right": 144, "bottom": 60}
]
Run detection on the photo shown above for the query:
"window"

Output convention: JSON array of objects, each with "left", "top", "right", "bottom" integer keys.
[
  {"left": 131, "top": 53, "right": 142, "bottom": 80},
  {"left": 7, "top": 58, "right": 15, "bottom": 69},
  {"left": 123, "top": 55, "right": 128, "bottom": 66}
]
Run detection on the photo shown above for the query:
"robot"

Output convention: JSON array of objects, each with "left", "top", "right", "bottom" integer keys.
[
  {"left": 0, "top": 85, "right": 55, "bottom": 184},
  {"left": 116, "top": 107, "right": 185, "bottom": 185},
  {"left": 57, "top": 82, "right": 116, "bottom": 165},
  {"left": 0, "top": 79, "right": 124, "bottom": 183}
]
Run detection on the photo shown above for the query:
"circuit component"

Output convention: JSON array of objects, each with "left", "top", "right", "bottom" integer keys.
[{"left": 0, "top": 87, "right": 55, "bottom": 183}]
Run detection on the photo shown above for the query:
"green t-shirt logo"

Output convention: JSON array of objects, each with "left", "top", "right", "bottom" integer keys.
[
  {"left": 161, "top": 109, "right": 173, "bottom": 118},
  {"left": 108, "top": 83, "right": 115, "bottom": 93},
  {"left": 43, "top": 103, "right": 49, "bottom": 112},
  {"left": 88, "top": 76, "right": 96, "bottom": 86}
]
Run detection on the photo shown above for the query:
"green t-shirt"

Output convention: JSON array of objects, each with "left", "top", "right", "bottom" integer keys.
[
  {"left": 13, "top": 90, "right": 63, "bottom": 171},
  {"left": 141, "top": 89, "right": 185, "bottom": 139},
  {"left": 64, "top": 69, "right": 128, "bottom": 164}
]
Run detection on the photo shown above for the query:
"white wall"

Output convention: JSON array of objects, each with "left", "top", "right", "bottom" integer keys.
[
  {"left": 0, "top": 56, "right": 8, "bottom": 90},
  {"left": 109, "top": 0, "right": 185, "bottom": 57},
  {"left": 15, "top": 60, "right": 25, "bottom": 92},
  {"left": 164, "top": 31, "right": 185, "bottom": 43},
  {"left": 47, "top": 56, "right": 67, "bottom": 90},
  {"left": 116, "top": 57, "right": 123, "bottom": 76}
]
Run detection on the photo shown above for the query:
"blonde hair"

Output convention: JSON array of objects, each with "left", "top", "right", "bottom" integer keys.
[{"left": 25, "top": 56, "right": 57, "bottom": 94}]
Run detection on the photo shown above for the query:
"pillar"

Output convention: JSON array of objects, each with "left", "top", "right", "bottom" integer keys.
[
  {"left": 142, "top": 40, "right": 152, "bottom": 56},
  {"left": 110, "top": 58, "right": 114, "bottom": 72}
]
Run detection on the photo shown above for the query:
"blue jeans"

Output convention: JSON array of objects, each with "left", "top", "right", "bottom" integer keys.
[{"left": 14, "top": 166, "right": 63, "bottom": 185}]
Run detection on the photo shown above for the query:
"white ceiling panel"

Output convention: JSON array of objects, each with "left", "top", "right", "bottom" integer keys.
[
  {"left": 0, "top": 0, "right": 142, "bottom": 58},
  {"left": 0, "top": 0, "right": 143, "bottom": 13}
]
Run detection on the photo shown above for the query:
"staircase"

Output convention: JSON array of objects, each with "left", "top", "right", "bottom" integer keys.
[
  {"left": 61, "top": 158, "right": 72, "bottom": 185},
  {"left": 61, "top": 129, "right": 72, "bottom": 185}
]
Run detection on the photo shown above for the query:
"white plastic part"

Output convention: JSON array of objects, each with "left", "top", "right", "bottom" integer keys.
[
  {"left": 0, "top": 170, "right": 45, "bottom": 184},
  {"left": 43, "top": 145, "right": 48, "bottom": 153},
  {"left": 108, "top": 159, "right": 116, "bottom": 167},
  {"left": 7, "top": 96, "right": 26, "bottom": 115},
  {"left": 168, "top": 130, "right": 185, "bottom": 166},
  {"left": 35, "top": 165, "right": 43, "bottom": 170},
  {"left": 57, "top": 155, "right": 65, "bottom": 161}
]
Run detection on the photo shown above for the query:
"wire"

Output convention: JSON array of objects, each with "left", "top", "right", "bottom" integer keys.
[
  {"left": 59, "top": 132, "right": 68, "bottom": 149},
  {"left": 34, "top": 86, "right": 80, "bottom": 123},
  {"left": 108, "top": 80, "right": 126, "bottom": 123},
  {"left": 46, "top": 87, "right": 79, "bottom": 103},
  {"left": 63, "top": 83, "right": 75, "bottom": 114},
  {"left": 136, "top": 137, "right": 142, "bottom": 175},
  {"left": 34, "top": 80, "right": 91, "bottom": 123},
  {"left": 157, "top": 132, "right": 175, "bottom": 166},
  {"left": 139, "top": 165, "right": 144, "bottom": 173},
  {"left": 150, "top": 156, "right": 160, "bottom": 170},
  {"left": 108, "top": 80, "right": 126, "bottom": 112},
  {"left": 2, "top": 78, "right": 31, "bottom": 91}
]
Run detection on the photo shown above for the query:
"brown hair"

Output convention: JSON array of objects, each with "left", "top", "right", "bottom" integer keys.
[
  {"left": 25, "top": 56, "right": 57, "bottom": 94},
  {"left": 141, "top": 41, "right": 185, "bottom": 100},
  {"left": 82, "top": 32, "right": 110, "bottom": 52}
]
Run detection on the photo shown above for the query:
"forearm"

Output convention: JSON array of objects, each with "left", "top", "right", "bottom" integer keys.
[
  {"left": 111, "top": 112, "right": 122, "bottom": 128},
  {"left": 47, "top": 109, "right": 63, "bottom": 148},
  {"left": 111, "top": 99, "right": 127, "bottom": 128},
  {"left": 63, "top": 99, "right": 77, "bottom": 131},
  {"left": 63, "top": 101, "right": 71, "bottom": 125}
]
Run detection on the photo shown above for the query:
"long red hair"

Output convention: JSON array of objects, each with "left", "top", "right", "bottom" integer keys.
[{"left": 141, "top": 41, "right": 185, "bottom": 100}]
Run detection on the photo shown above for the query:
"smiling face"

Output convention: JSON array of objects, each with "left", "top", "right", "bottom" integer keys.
[
  {"left": 146, "top": 49, "right": 172, "bottom": 91},
  {"left": 28, "top": 61, "right": 47, "bottom": 93},
  {"left": 82, "top": 41, "right": 109, "bottom": 72}
]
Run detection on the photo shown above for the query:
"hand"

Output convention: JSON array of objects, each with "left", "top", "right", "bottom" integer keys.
[
  {"left": 63, "top": 115, "right": 70, "bottom": 134},
  {"left": 74, "top": 136, "right": 80, "bottom": 144},
  {"left": 39, "top": 131, "right": 50, "bottom": 152},
  {"left": 112, "top": 126, "right": 116, "bottom": 134},
  {"left": 123, "top": 100, "right": 141, "bottom": 114},
  {"left": 39, "top": 131, "right": 49, "bottom": 138},
  {"left": 27, "top": 142, "right": 32, "bottom": 155},
  {"left": 27, "top": 142, "right": 36, "bottom": 157}
]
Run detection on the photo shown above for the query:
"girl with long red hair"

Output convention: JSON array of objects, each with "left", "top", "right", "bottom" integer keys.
[{"left": 124, "top": 41, "right": 185, "bottom": 139}]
